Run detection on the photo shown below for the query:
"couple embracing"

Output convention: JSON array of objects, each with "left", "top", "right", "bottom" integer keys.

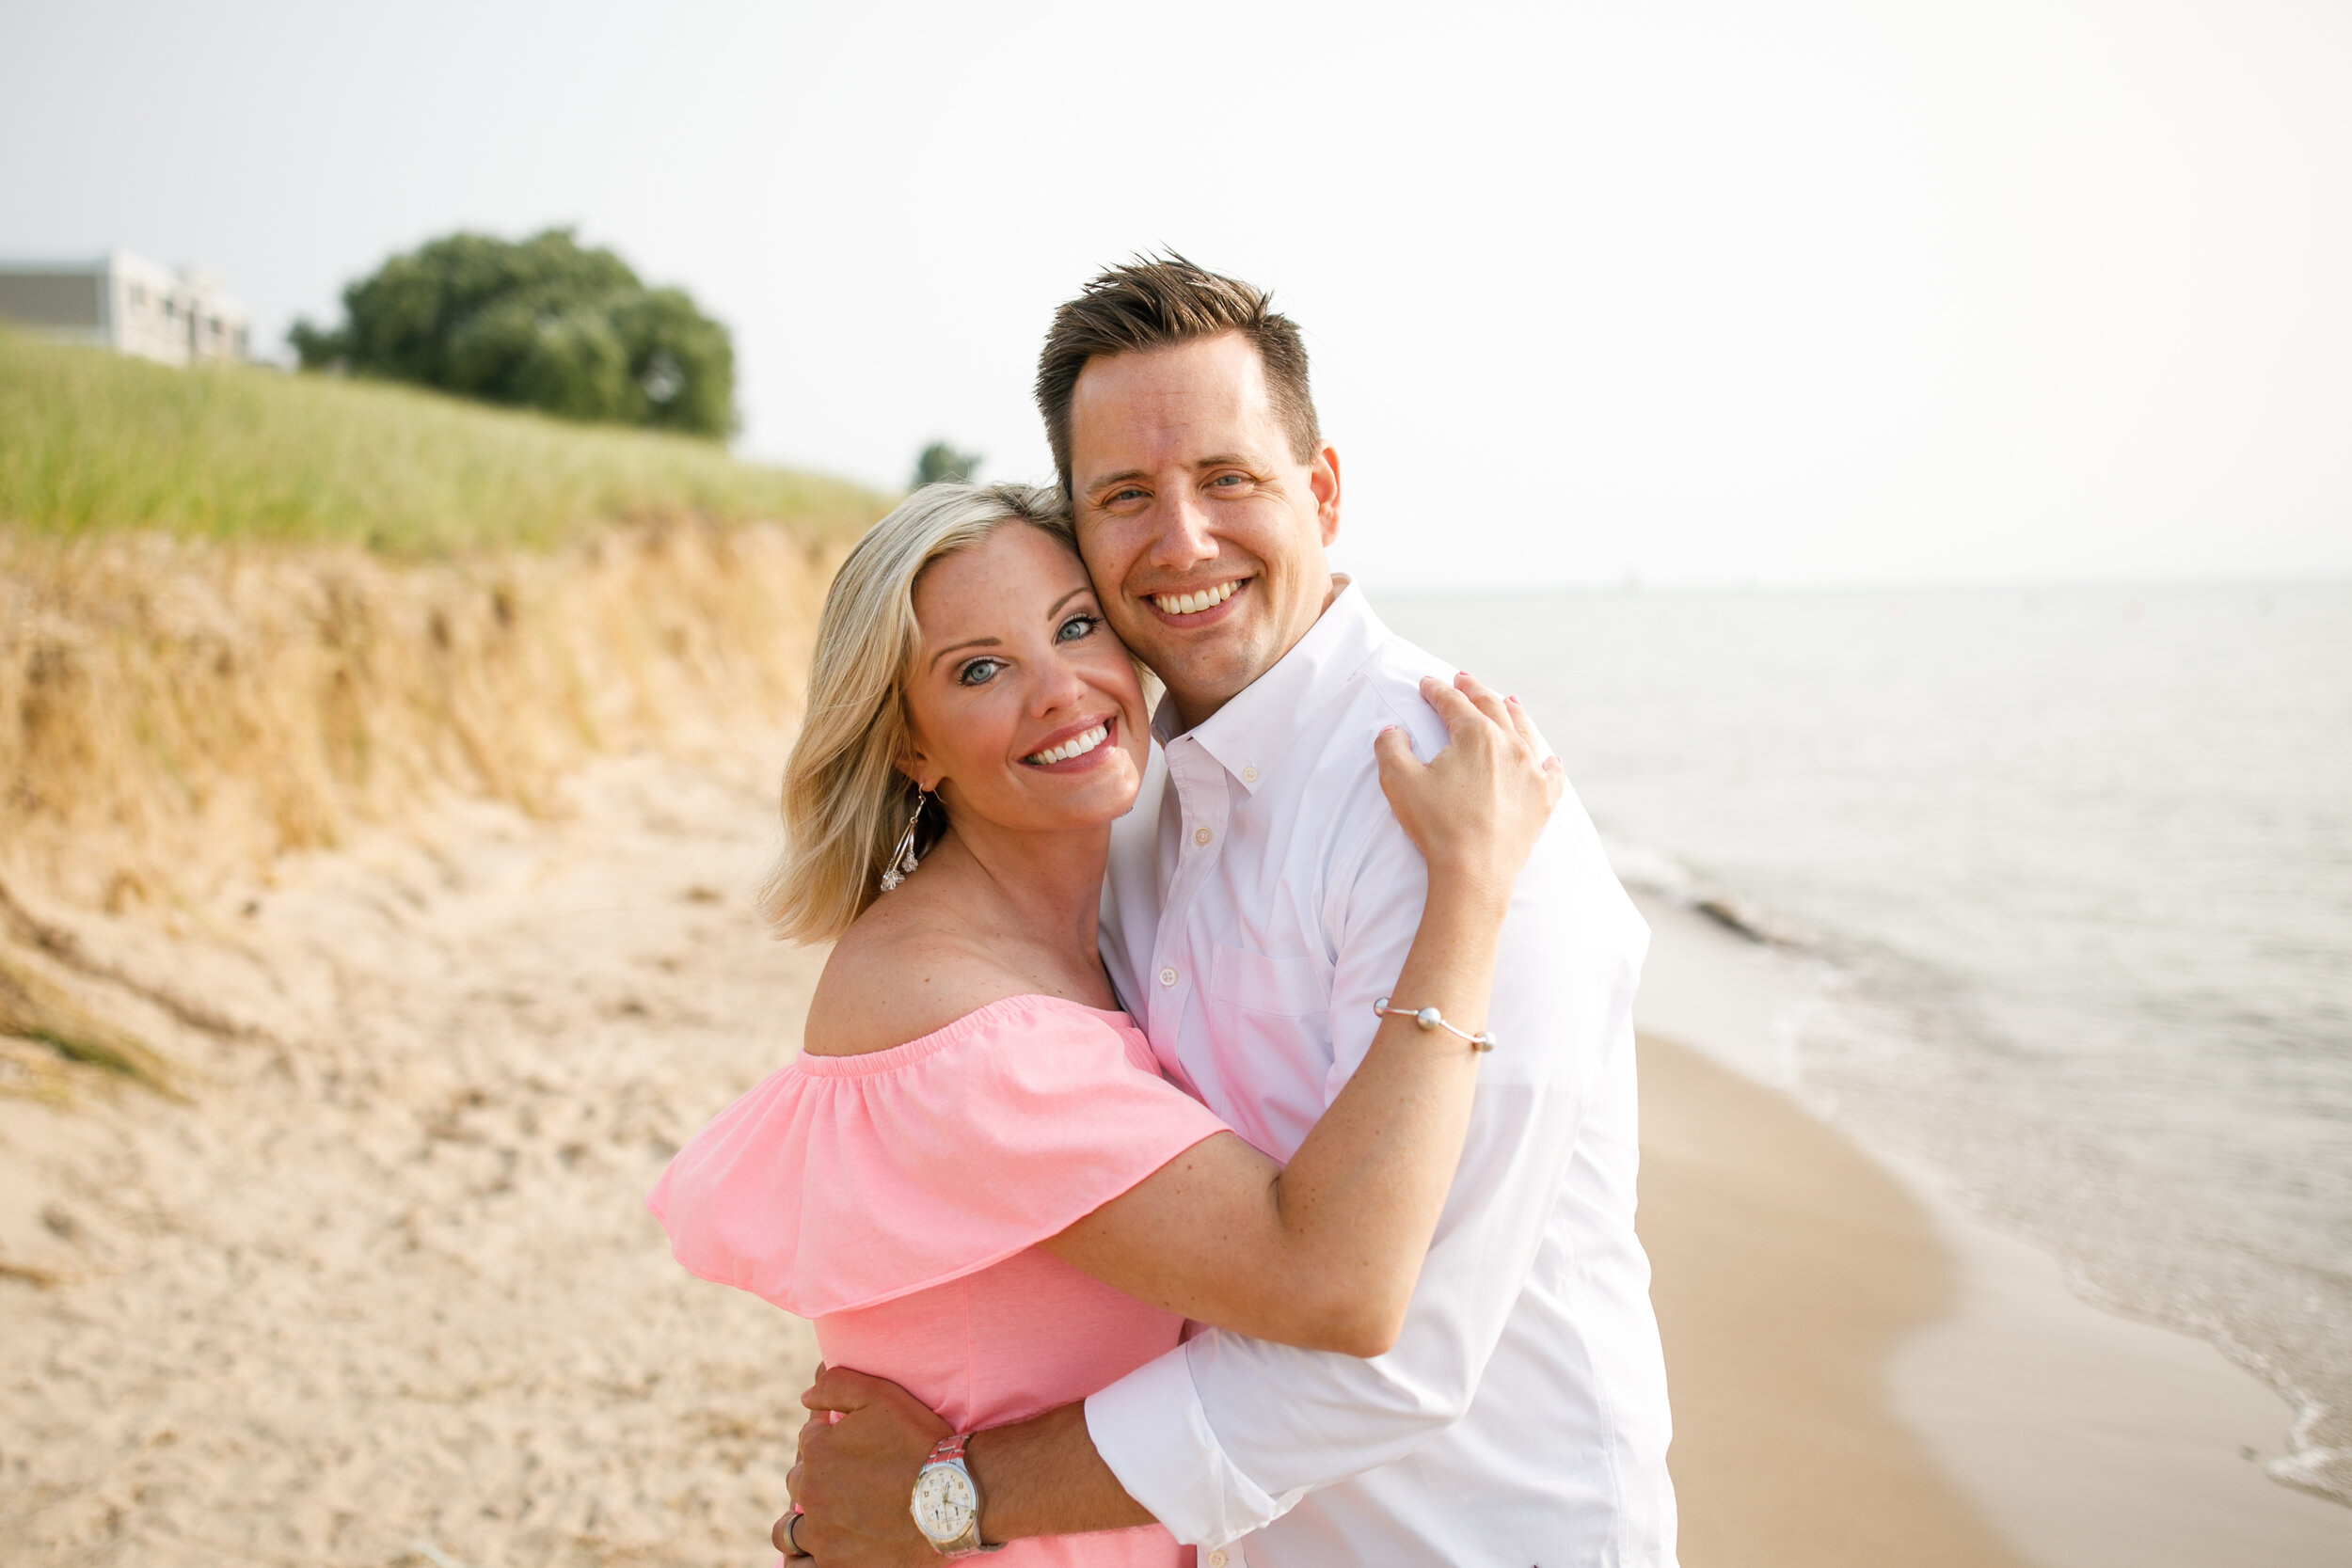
[{"left": 650, "top": 258, "right": 1677, "bottom": 1566}]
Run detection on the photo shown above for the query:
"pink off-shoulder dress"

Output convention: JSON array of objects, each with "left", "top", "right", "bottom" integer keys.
[{"left": 647, "top": 993, "right": 1232, "bottom": 1567}]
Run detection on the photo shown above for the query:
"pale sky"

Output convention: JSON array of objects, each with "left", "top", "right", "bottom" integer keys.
[{"left": 4, "top": 0, "right": 2346, "bottom": 590}]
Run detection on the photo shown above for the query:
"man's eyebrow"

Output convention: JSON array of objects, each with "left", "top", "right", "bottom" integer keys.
[
  {"left": 1081, "top": 467, "right": 1148, "bottom": 497},
  {"left": 928, "top": 635, "right": 1000, "bottom": 671},
  {"left": 1082, "top": 454, "right": 1259, "bottom": 497}
]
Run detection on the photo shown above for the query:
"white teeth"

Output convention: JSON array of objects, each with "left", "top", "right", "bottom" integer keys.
[
  {"left": 1152, "top": 580, "right": 1237, "bottom": 616},
  {"left": 1026, "top": 723, "right": 1108, "bottom": 766}
]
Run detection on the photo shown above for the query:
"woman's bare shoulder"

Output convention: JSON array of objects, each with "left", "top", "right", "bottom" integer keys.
[{"left": 801, "top": 897, "right": 1036, "bottom": 1058}]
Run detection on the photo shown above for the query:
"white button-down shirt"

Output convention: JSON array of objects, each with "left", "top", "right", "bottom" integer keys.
[{"left": 1085, "top": 585, "right": 1677, "bottom": 1567}]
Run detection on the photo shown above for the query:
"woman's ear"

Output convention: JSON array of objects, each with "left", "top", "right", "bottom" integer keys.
[{"left": 896, "top": 750, "right": 937, "bottom": 794}]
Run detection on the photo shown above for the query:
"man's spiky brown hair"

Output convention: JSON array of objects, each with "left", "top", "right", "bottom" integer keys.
[{"left": 1035, "top": 253, "right": 1320, "bottom": 499}]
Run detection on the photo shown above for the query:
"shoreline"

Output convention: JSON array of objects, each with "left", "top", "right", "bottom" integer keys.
[
  {"left": 1637, "top": 1028, "right": 2033, "bottom": 1566},
  {"left": 1631, "top": 889, "right": 2352, "bottom": 1566}
]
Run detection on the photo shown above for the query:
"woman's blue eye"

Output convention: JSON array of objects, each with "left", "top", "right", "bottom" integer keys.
[
  {"left": 958, "top": 657, "right": 1003, "bottom": 686},
  {"left": 1057, "top": 614, "right": 1099, "bottom": 642}
]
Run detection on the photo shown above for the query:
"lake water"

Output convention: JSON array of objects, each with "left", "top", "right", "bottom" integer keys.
[{"left": 1380, "top": 582, "right": 2352, "bottom": 1505}]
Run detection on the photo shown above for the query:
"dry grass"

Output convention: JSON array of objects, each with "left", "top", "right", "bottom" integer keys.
[{"left": 0, "top": 325, "right": 884, "bottom": 554}]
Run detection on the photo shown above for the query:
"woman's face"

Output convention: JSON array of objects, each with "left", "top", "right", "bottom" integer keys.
[{"left": 901, "top": 523, "right": 1151, "bottom": 838}]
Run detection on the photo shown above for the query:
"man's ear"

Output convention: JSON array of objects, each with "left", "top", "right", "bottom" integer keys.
[{"left": 1311, "top": 444, "right": 1342, "bottom": 546}]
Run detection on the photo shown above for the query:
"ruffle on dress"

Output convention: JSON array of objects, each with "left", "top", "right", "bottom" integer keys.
[{"left": 647, "top": 993, "right": 1231, "bottom": 1319}]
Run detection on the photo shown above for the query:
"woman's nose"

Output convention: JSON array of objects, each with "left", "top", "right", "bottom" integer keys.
[{"left": 1031, "top": 650, "right": 1090, "bottom": 713}]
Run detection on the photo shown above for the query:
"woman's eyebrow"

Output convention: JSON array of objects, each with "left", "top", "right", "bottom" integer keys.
[
  {"left": 928, "top": 635, "right": 1000, "bottom": 671},
  {"left": 928, "top": 588, "right": 1091, "bottom": 670}
]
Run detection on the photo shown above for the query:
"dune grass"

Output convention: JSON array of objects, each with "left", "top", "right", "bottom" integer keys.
[{"left": 0, "top": 325, "right": 888, "bottom": 554}]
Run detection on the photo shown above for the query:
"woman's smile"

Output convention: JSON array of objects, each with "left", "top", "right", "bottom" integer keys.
[{"left": 1022, "top": 716, "right": 1117, "bottom": 769}]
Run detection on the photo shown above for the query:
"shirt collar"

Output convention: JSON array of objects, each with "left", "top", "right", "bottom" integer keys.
[{"left": 1149, "top": 578, "right": 1388, "bottom": 796}]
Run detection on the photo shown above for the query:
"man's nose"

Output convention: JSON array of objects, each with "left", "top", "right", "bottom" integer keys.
[{"left": 1146, "top": 490, "right": 1218, "bottom": 573}]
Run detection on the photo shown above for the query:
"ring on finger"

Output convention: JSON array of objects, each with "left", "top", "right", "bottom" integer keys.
[{"left": 785, "top": 1509, "right": 809, "bottom": 1558}]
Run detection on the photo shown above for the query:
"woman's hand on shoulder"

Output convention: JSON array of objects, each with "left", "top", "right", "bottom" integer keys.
[{"left": 1374, "top": 672, "right": 1565, "bottom": 905}]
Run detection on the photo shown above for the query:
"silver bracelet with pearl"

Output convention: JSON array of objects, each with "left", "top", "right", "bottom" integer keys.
[{"left": 1372, "top": 995, "right": 1497, "bottom": 1053}]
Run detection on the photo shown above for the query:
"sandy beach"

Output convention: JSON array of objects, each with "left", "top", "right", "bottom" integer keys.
[
  {"left": 1, "top": 744, "right": 828, "bottom": 1565},
  {"left": 6, "top": 739, "right": 2351, "bottom": 1565},
  {"left": 1637, "top": 1028, "right": 2034, "bottom": 1567}
]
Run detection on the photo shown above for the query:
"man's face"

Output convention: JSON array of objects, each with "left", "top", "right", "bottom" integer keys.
[{"left": 1066, "top": 332, "right": 1341, "bottom": 729}]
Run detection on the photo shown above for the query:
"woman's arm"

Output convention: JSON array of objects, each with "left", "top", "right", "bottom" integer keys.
[{"left": 1040, "top": 672, "right": 1560, "bottom": 1357}]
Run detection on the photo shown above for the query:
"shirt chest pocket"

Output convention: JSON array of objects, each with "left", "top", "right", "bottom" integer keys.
[{"left": 1206, "top": 943, "right": 1331, "bottom": 1019}]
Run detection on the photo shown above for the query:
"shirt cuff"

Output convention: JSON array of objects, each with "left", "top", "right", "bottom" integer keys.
[{"left": 1083, "top": 1341, "right": 1289, "bottom": 1549}]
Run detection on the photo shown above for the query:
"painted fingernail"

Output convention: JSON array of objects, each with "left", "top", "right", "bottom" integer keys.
[{"left": 1507, "top": 694, "right": 1521, "bottom": 705}]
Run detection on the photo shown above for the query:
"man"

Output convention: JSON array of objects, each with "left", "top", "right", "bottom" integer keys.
[{"left": 784, "top": 257, "right": 1677, "bottom": 1566}]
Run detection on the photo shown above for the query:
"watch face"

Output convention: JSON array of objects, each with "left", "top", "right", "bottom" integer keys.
[{"left": 912, "top": 1464, "right": 977, "bottom": 1543}]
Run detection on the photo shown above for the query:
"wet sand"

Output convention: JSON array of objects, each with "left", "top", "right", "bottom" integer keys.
[{"left": 1638, "top": 1030, "right": 2034, "bottom": 1567}]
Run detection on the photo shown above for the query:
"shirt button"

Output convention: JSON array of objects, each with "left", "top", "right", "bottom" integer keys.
[
  {"left": 1159, "top": 967, "right": 1178, "bottom": 987},
  {"left": 1194, "top": 826, "right": 1213, "bottom": 847},
  {"left": 1206, "top": 1554, "right": 1228, "bottom": 1568},
  {"left": 1240, "top": 766, "right": 1259, "bottom": 784}
]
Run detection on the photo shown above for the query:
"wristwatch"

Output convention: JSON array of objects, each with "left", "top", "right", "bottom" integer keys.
[{"left": 911, "top": 1433, "right": 1003, "bottom": 1557}]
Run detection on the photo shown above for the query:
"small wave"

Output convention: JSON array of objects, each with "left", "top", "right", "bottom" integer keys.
[
  {"left": 1600, "top": 831, "right": 1816, "bottom": 949},
  {"left": 2273, "top": 1402, "right": 2352, "bottom": 1506}
]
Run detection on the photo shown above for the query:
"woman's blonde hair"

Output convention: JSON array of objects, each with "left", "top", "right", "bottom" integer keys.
[{"left": 758, "top": 481, "right": 1078, "bottom": 944}]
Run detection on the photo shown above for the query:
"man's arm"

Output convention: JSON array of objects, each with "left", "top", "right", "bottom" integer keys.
[
  {"left": 781, "top": 1368, "right": 1144, "bottom": 1563},
  {"left": 967, "top": 1402, "right": 1148, "bottom": 1537}
]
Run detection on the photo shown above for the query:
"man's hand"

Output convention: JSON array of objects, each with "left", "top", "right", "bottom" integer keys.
[{"left": 777, "top": 1364, "right": 950, "bottom": 1565}]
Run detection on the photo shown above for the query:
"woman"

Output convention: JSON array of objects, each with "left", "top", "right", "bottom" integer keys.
[{"left": 649, "top": 483, "right": 1560, "bottom": 1564}]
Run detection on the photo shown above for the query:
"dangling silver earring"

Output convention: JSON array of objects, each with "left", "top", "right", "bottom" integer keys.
[{"left": 879, "top": 787, "right": 930, "bottom": 893}]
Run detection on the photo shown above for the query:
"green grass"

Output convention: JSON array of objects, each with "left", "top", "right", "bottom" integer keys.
[{"left": 0, "top": 325, "right": 889, "bottom": 553}]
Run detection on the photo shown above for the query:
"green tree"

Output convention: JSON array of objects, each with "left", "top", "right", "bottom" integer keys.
[
  {"left": 290, "top": 229, "right": 737, "bottom": 437},
  {"left": 913, "top": 440, "right": 982, "bottom": 488}
]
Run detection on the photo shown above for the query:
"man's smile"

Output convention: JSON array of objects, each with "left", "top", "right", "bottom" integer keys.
[{"left": 1146, "top": 578, "right": 1248, "bottom": 622}]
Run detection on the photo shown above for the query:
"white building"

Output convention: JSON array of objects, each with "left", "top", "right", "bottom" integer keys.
[{"left": 0, "top": 249, "right": 250, "bottom": 366}]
